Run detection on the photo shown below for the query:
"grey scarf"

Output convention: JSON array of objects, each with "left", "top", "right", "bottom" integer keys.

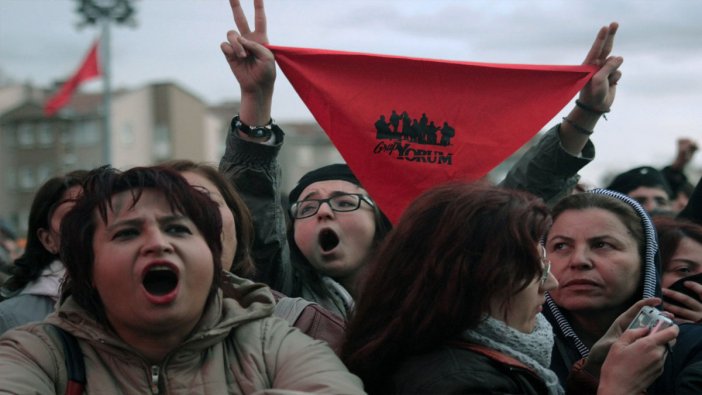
[{"left": 463, "top": 314, "right": 564, "bottom": 395}]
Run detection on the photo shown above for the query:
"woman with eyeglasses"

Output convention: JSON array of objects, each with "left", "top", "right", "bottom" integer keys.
[
  {"left": 213, "top": 0, "right": 392, "bottom": 319},
  {"left": 342, "top": 182, "right": 677, "bottom": 394},
  {"left": 282, "top": 164, "right": 391, "bottom": 318},
  {"left": 217, "top": 0, "right": 623, "bottom": 319}
]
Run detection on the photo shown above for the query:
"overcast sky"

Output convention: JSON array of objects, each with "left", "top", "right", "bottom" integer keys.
[{"left": 1, "top": 0, "right": 701, "bottom": 186}]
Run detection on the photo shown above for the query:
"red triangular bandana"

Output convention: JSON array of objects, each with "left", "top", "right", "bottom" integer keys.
[
  {"left": 45, "top": 39, "right": 102, "bottom": 116},
  {"left": 270, "top": 45, "right": 595, "bottom": 223}
]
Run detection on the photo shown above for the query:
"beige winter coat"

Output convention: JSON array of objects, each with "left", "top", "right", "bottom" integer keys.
[{"left": 0, "top": 274, "right": 365, "bottom": 394}]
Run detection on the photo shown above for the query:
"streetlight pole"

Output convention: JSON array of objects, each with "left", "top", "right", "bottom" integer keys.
[
  {"left": 76, "top": 0, "right": 135, "bottom": 166},
  {"left": 101, "top": 19, "right": 111, "bottom": 164}
]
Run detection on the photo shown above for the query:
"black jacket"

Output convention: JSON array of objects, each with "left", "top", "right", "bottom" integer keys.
[
  {"left": 388, "top": 343, "right": 549, "bottom": 395},
  {"left": 678, "top": 175, "right": 702, "bottom": 226}
]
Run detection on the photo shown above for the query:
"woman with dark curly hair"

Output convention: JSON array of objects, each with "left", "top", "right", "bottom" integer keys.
[{"left": 0, "top": 165, "right": 362, "bottom": 393}]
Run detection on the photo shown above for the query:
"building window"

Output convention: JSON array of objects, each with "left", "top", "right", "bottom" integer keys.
[
  {"left": 60, "top": 128, "right": 73, "bottom": 145},
  {"left": 18, "top": 167, "right": 35, "bottom": 190},
  {"left": 2, "top": 126, "right": 16, "bottom": 148},
  {"left": 74, "top": 120, "right": 100, "bottom": 146},
  {"left": 153, "top": 125, "right": 172, "bottom": 161},
  {"left": 17, "top": 123, "right": 35, "bottom": 148},
  {"left": 36, "top": 164, "right": 54, "bottom": 185},
  {"left": 37, "top": 123, "right": 54, "bottom": 147},
  {"left": 4, "top": 168, "right": 16, "bottom": 190},
  {"left": 120, "top": 122, "right": 135, "bottom": 146},
  {"left": 62, "top": 154, "right": 78, "bottom": 166}
]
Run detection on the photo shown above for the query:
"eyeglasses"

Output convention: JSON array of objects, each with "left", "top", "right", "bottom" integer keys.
[
  {"left": 539, "top": 245, "right": 551, "bottom": 287},
  {"left": 290, "top": 193, "right": 375, "bottom": 219}
]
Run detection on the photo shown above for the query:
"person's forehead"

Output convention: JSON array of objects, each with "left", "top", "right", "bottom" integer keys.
[
  {"left": 677, "top": 237, "right": 702, "bottom": 254},
  {"left": 628, "top": 186, "right": 669, "bottom": 198},
  {"left": 105, "top": 189, "right": 175, "bottom": 219},
  {"left": 554, "top": 207, "right": 631, "bottom": 232},
  {"left": 299, "top": 180, "right": 366, "bottom": 199}
]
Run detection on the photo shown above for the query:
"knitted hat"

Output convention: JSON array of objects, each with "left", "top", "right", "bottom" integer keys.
[
  {"left": 606, "top": 166, "right": 673, "bottom": 198},
  {"left": 288, "top": 164, "right": 362, "bottom": 205}
]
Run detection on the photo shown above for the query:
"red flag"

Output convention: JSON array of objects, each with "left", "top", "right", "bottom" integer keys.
[
  {"left": 270, "top": 45, "right": 596, "bottom": 223},
  {"left": 44, "top": 40, "right": 101, "bottom": 116}
]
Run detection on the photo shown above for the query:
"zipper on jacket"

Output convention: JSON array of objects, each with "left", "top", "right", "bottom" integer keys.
[{"left": 150, "top": 365, "right": 160, "bottom": 394}]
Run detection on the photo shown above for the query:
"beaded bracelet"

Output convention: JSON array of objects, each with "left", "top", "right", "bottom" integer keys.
[
  {"left": 562, "top": 117, "right": 594, "bottom": 136},
  {"left": 575, "top": 99, "right": 609, "bottom": 120}
]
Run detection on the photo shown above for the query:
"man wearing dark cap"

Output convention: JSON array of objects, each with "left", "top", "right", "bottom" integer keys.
[{"left": 606, "top": 166, "right": 673, "bottom": 213}]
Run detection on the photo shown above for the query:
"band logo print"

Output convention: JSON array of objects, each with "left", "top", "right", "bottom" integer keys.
[{"left": 373, "top": 110, "right": 454, "bottom": 166}]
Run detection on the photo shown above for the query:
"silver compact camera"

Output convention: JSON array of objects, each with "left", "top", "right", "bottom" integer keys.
[{"left": 627, "top": 306, "right": 674, "bottom": 334}]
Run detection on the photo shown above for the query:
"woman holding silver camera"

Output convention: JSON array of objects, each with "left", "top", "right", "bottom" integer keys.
[
  {"left": 342, "top": 182, "right": 675, "bottom": 394},
  {"left": 544, "top": 188, "right": 702, "bottom": 393}
]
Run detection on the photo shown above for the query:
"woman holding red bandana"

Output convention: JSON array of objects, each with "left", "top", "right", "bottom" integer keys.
[{"left": 218, "top": 0, "right": 623, "bottom": 319}]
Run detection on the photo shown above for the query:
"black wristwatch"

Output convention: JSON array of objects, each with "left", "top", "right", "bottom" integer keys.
[{"left": 233, "top": 115, "right": 275, "bottom": 140}]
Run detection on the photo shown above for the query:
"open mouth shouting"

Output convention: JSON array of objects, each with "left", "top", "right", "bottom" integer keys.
[
  {"left": 141, "top": 262, "right": 180, "bottom": 304},
  {"left": 318, "top": 228, "right": 340, "bottom": 253}
]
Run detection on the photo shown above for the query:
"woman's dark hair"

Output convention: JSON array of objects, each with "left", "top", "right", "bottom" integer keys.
[
  {"left": 551, "top": 192, "right": 645, "bottom": 260},
  {"left": 654, "top": 216, "right": 702, "bottom": 273},
  {"left": 2, "top": 170, "right": 88, "bottom": 294},
  {"left": 161, "top": 160, "right": 255, "bottom": 278},
  {"left": 59, "top": 165, "right": 223, "bottom": 326},
  {"left": 342, "top": 182, "right": 550, "bottom": 392}
]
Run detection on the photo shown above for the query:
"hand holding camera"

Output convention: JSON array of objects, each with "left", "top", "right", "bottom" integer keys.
[
  {"left": 584, "top": 299, "right": 669, "bottom": 378},
  {"left": 599, "top": 309, "right": 678, "bottom": 394},
  {"left": 627, "top": 306, "right": 675, "bottom": 334}
]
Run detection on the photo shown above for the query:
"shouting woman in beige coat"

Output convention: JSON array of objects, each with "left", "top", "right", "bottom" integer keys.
[{"left": 0, "top": 165, "right": 364, "bottom": 394}]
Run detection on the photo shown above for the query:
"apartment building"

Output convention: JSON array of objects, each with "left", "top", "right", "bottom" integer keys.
[{"left": 0, "top": 81, "right": 344, "bottom": 236}]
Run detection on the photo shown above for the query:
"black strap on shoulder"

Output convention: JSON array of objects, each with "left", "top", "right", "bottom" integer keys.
[{"left": 49, "top": 324, "right": 86, "bottom": 395}]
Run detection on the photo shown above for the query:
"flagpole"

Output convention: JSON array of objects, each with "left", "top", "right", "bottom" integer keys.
[
  {"left": 101, "top": 19, "right": 111, "bottom": 165},
  {"left": 76, "top": 0, "right": 136, "bottom": 166}
]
